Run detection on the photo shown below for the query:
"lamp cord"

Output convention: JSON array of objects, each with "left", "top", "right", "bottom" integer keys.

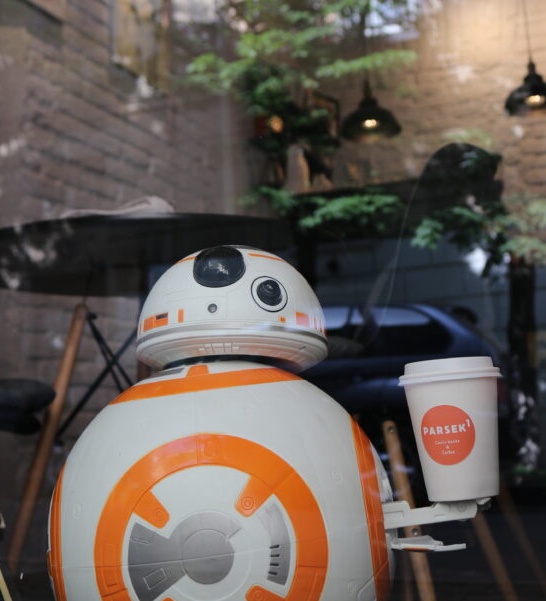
[{"left": 522, "top": 0, "right": 533, "bottom": 61}]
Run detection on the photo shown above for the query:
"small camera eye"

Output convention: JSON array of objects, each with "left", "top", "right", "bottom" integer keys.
[
  {"left": 251, "top": 277, "right": 287, "bottom": 312},
  {"left": 257, "top": 279, "right": 282, "bottom": 306}
]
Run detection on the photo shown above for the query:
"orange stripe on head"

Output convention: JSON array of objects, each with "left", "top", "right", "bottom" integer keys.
[
  {"left": 296, "top": 312, "right": 310, "bottom": 327},
  {"left": 47, "top": 466, "right": 68, "bottom": 601},
  {"left": 143, "top": 312, "right": 169, "bottom": 332},
  {"left": 247, "top": 252, "right": 286, "bottom": 262},
  {"left": 143, "top": 316, "right": 155, "bottom": 332},
  {"left": 351, "top": 419, "right": 390, "bottom": 601}
]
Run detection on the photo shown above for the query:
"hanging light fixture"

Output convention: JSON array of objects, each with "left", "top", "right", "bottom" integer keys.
[
  {"left": 505, "top": 0, "right": 546, "bottom": 116},
  {"left": 341, "top": 79, "right": 402, "bottom": 142}
]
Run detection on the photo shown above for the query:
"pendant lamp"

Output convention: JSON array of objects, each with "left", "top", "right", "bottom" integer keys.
[
  {"left": 505, "top": 0, "right": 546, "bottom": 116},
  {"left": 341, "top": 80, "right": 402, "bottom": 142}
]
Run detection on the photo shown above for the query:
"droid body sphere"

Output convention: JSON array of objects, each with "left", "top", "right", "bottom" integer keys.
[{"left": 48, "top": 246, "right": 395, "bottom": 601}]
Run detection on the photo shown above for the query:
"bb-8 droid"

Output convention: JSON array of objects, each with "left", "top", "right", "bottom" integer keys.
[{"left": 47, "top": 245, "right": 397, "bottom": 601}]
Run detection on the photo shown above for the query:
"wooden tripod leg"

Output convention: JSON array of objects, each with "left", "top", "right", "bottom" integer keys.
[
  {"left": 497, "top": 479, "right": 546, "bottom": 594},
  {"left": 401, "top": 553, "right": 415, "bottom": 601},
  {"left": 7, "top": 303, "right": 88, "bottom": 574},
  {"left": 382, "top": 421, "right": 437, "bottom": 601},
  {"left": 0, "top": 567, "right": 14, "bottom": 601},
  {"left": 471, "top": 512, "right": 519, "bottom": 601}
]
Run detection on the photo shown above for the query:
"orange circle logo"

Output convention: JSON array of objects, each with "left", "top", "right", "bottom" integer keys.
[
  {"left": 421, "top": 405, "right": 475, "bottom": 465},
  {"left": 93, "top": 434, "right": 328, "bottom": 601}
]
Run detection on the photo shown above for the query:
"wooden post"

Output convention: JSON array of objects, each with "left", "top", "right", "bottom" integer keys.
[
  {"left": 0, "top": 567, "right": 14, "bottom": 601},
  {"left": 382, "top": 420, "right": 437, "bottom": 601},
  {"left": 471, "top": 512, "right": 519, "bottom": 601},
  {"left": 7, "top": 303, "right": 88, "bottom": 574},
  {"left": 497, "top": 479, "right": 546, "bottom": 595}
]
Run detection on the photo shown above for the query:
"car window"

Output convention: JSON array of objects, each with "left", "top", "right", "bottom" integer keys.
[
  {"left": 324, "top": 305, "right": 432, "bottom": 329},
  {"left": 370, "top": 306, "right": 431, "bottom": 327},
  {"left": 323, "top": 306, "right": 353, "bottom": 329},
  {"left": 323, "top": 304, "right": 451, "bottom": 358}
]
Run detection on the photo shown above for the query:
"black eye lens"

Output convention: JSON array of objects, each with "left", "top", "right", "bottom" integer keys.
[
  {"left": 257, "top": 279, "right": 282, "bottom": 306},
  {"left": 194, "top": 246, "right": 245, "bottom": 288},
  {"left": 251, "top": 277, "right": 287, "bottom": 311}
]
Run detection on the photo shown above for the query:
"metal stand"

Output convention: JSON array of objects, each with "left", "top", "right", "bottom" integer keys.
[
  {"left": 469, "top": 480, "right": 546, "bottom": 601},
  {"left": 497, "top": 479, "right": 546, "bottom": 596},
  {"left": 55, "top": 312, "right": 135, "bottom": 442},
  {"left": 7, "top": 304, "right": 88, "bottom": 573},
  {"left": 0, "top": 568, "right": 13, "bottom": 601},
  {"left": 7, "top": 305, "right": 135, "bottom": 573},
  {"left": 0, "top": 513, "right": 14, "bottom": 601},
  {"left": 471, "top": 511, "right": 519, "bottom": 601}
]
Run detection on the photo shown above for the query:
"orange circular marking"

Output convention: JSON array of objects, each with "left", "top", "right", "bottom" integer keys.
[
  {"left": 421, "top": 405, "right": 475, "bottom": 465},
  {"left": 94, "top": 434, "right": 328, "bottom": 601}
]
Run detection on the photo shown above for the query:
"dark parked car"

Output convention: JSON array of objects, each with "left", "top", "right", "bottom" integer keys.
[{"left": 302, "top": 303, "right": 511, "bottom": 502}]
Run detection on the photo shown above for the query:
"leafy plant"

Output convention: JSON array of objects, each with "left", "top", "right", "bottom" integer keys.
[
  {"left": 297, "top": 191, "right": 403, "bottom": 231},
  {"left": 182, "top": 1, "right": 417, "bottom": 99},
  {"left": 411, "top": 207, "right": 507, "bottom": 275},
  {"left": 241, "top": 185, "right": 405, "bottom": 236},
  {"left": 183, "top": 3, "right": 414, "bottom": 153},
  {"left": 501, "top": 195, "right": 546, "bottom": 264},
  {"left": 411, "top": 192, "right": 546, "bottom": 272}
]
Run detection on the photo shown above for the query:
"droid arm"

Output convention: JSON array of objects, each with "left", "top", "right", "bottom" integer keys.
[
  {"left": 383, "top": 498, "right": 481, "bottom": 529},
  {"left": 382, "top": 498, "right": 488, "bottom": 552}
]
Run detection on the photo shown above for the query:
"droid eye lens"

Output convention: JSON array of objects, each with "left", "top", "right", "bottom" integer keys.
[
  {"left": 252, "top": 277, "right": 287, "bottom": 312},
  {"left": 257, "top": 280, "right": 282, "bottom": 306},
  {"left": 194, "top": 247, "right": 245, "bottom": 288}
]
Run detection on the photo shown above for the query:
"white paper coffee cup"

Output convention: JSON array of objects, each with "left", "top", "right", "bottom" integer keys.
[{"left": 399, "top": 356, "right": 500, "bottom": 502}]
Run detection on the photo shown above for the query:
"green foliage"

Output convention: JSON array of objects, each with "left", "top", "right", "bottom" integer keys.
[
  {"left": 503, "top": 237, "right": 546, "bottom": 265},
  {"left": 184, "top": 55, "right": 254, "bottom": 95},
  {"left": 240, "top": 186, "right": 299, "bottom": 216},
  {"left": 182, "top": 1, "right": 420, "bottom": 244},
  {"left": 242, "top": 186, "right": 546, "bottom": 269},
  {"left": 410, "top": 192, "right": 508, "bottom": 275},
  {"left": 411, "top": 193, "right": 546, "bottom": 270},
  {"left": 412, "top": 217, "right": 445, "bottom": 248},
  {"left": 315, "top": 49, "right": 416, "bottom": 79},
  {"left": 500, "top": 195, "right": 546, "bottom": 264},
  {"left": 298, "top": 191, "right": 403, "bottom": 230},
  {"left": 182, "top": 0, "right": 418, "bottom": 108},
  {"left": 241, "top": 185, "right": 404, "bottom": 235},
  {"left": 239, "top": 63, "right": 295, "bottom": 113}
]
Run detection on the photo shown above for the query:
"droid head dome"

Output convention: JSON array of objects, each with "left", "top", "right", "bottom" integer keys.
[{"left": 136, "top": 245, "right": 327, "bottom": 371}]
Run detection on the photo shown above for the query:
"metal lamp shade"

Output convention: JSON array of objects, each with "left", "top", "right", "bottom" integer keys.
[
  {"left": 341, "top": 82, "right": 402, "bottom": 143},
  {"left": 505, "top": 61, "right": 546, "bottom": 116}
]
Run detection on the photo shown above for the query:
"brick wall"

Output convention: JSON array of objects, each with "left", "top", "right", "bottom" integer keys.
[{"left": 0, "top": 0, "right": 249, "bottom": 566}]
